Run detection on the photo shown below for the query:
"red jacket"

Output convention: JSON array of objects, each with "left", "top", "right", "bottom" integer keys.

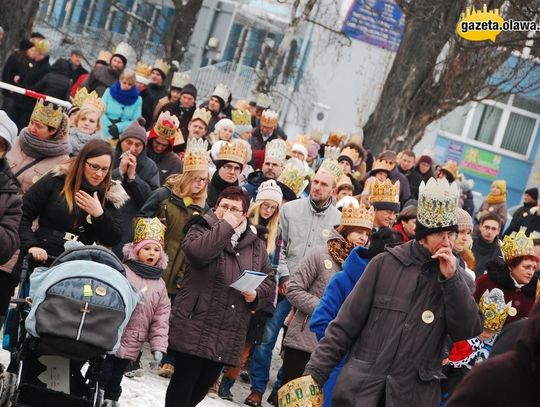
[{"left": 393, "top": 222, "right": 411, "bottom": 242}]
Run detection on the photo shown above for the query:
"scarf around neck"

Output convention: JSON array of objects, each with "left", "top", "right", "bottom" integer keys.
[
  {"left": 231, "top": 218, "right": 248, "bottom": 248},
  {"left": 109, "top": 81, "right": 139, "bottom": 106},
  {"left": 310, "top": 197, "right": 332, "bottom": 213},
  {"left": 125, "top": 259, "right": 162, "bottom": 280},
  {"left": 327, "top": 237, "right": 355, "bottom": 267},
  {"left": 19, "top": 126, "right": 71, "bottom": 158},
  {"left": 485, "top": 192, "right": 506, "bottom": 205}
]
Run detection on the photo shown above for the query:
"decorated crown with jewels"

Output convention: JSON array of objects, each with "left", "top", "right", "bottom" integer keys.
[
  {"left": 479, "top": 288, "right": 512, "bottom": 332},
  {"left": 260, "top": 110, "right": 279, "bottom": 128},
  {"left": 73, "top": 87, "right": 104, "bottom": 113},
  {"left": 340, "top": 202, "right": 374, "bottom": 230},
  {"left": 278, "top": 158, "right": 308, "bottom": 197},
  {"left": 133, "top": 217, "right": 165, "bottom": 246},
  {"left": 318, "top": 158, "right": 344, "bottom": 185},
  {"left": 265, "top": 139, "right": 287, "bottom": 164},
  {"left": 370, "top": 178, "right": 400, "bottom": 205},
  {"left": 218, "top": 141, "right": 247, "bottom": 165},
  {"left": 191, "top": 107, "right": 212, "bottom": 127},
  {"left": 154, "top": 111, "right": 180, "bottom": 141},
  {"left": 152, "top": 59, "right": 170, "bottom": 76},
  {"left": 183, "top": 137, "right": 209, "bottom": 172},
  {"left": 31, "top": 99, "right": 63, "bottom": 128},
  {"left": 501, "top": 229, "right": 535, "bottom": 261},
  {"left": 417, "top": 178, "right": 459, "bottom": 229},
  {"left": 232, "top": 109, "right": 252, "bottom": 126}
]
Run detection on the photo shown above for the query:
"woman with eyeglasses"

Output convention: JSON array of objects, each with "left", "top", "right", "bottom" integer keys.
[
  {"left": 165, "top": 186, "right": 275, "bottom": 407},
  {"left": 16, "top": 139, "right": 127, "bottom": 269}
]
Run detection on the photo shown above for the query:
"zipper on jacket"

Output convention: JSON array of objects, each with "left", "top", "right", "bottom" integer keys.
[
  {"left": 188, "top": 296, "right": 200, "bottom": 319},
  {"left": 77, "top": 302, "right": 90, "bottom": 341}
]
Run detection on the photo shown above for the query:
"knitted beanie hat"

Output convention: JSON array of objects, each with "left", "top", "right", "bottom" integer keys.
[
  {"left": 418, "top": 155, "right": 433, "bottom": 166},
  {"left": 456, "top": 208, "right": 473, "bottom": 233},
  {"left": 525, "top": 187, "right": 538, "bottom": 201},
  {"left": 256, "top": 179, "right": 283, "bottom": 206},
  {"left": 120, "top": 117, "right": 147, "bottom": 146},
  {"left": 492, "top": 180, "right": 506, "bottom": 194}
]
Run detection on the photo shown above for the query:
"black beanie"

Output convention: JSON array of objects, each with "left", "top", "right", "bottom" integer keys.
[
  {"left": 338, "top": 155, "right": 354, "bottom": 168},
  {"left": 19, "top": 39, "right": 34, "bottom": 51},
  {"left": 525, "top": 187, "right": 538, "bottom": 201},
  {"left": 180, "top": 83, "right": 197, "bottom": 99}
]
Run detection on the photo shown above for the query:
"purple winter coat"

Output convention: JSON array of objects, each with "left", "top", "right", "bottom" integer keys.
[{"left": 116, "top": 266, "right": 171, "bottom": 361}]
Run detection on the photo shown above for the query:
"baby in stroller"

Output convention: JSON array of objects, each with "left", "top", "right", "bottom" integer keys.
[
  {"left": 0, "top": 245, "right": 138, "bottom": 407},
  {"left": 99, "top": 217, "right": 170, "bottom": 407}
]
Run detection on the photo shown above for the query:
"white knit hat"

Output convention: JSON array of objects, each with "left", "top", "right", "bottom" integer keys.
[
  {"left": 215, "top": 118, "right": 235, "bottom": 135},
  {"left": 291, "top": 143, "right": 308, "bottom": 160},
  {"left": 256, "top": 180, "right": 283, "bottom": 205},
  {"left": 0, "top": 110, "right": 17, "bottom": 152}
]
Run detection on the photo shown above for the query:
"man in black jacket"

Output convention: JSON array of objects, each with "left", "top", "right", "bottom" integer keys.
[
  {"left": 398, "top": 149, "right": 424, "bottom": 200},
  {"left": 472, "top": 213, "right": 503, "bottom": 277}
]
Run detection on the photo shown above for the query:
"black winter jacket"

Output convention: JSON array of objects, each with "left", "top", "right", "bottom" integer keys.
[
  {"left": 34, "top": 59, "right": 72, "bottom": 101},
  {"left": 0, "top": 158, "right": 22, "bottom": 265}
]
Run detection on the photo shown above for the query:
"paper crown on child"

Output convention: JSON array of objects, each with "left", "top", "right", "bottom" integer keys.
[
  {"left": 415, "top": 177, "right": 459, "bottom": 240},
  {"left": 370, "top": 158, "right": 393, "bottom": 175},
  {"left": 260, "top": 109, "right": 279, "bottom": 128},
  {"left": 133, "top": 217, "right": 165, "bottom": 246},
  {"left": 153, "top": 111, "right": 180, "bottom": 141},
  {"left": 278, "top": 375, "right": 323, "bottom": 407},
  {"left": 264, "top": 139, "right": 287, "bottom": 164},
  {"left": 183, "top": 137, "right": 209, "bottom": 172},
  {"left": 479, "top": 288, "right": 513, "bottom": 332},
  {"left": 30, "top": 99, "right": 63, "bottom": 129},
  {"left": 73, "top": 87, "right": 105, "bottom": 114},
  {"left": 339, "top": 146, "right": 360, "bottom": 165},
  {"left": 501, "top": 229, "right": 535, "bottom": 261},
  {"left": 191, "top": 107, "right": 212, "bottom": 127},
  {"left": 340, "top": 202, "right": 374, "bottom": 230},
  {"left": 232, "top": 109, "right": 252, "bottom": 127},
  {"left": 370, "top": 178, "right": 400, "bottom": 212}
]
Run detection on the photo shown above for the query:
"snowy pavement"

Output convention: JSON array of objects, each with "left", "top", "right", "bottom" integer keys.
[{"left": 0, "top": 336, "right": 284, "bottom": 407}]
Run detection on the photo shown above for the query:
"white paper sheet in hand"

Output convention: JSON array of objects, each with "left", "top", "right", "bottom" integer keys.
[{"left": 230, "top": 270, "right": 267, "bottom": 292}]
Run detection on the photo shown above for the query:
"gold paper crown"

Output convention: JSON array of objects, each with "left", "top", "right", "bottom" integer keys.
[
  {"left": 34, "top": 39, "right": 49, "bottom": 54},
  {"left": 337, "top": 174, "right": 353, "bottom": 188},
  {"left": 171, "top": 72, "right": 191, "bottom": 88},
  {"left": 260, "top": 110, "right": 279, "bottom": 128},
  {"left": 501, "top": 229, "right": 535, "bottom": 261},
  {"left": 191, "top": 107, "right": 211, "bottom": 127},
  {"left": 442, "top": 160, "right": 459, "bottom": 179},
  {"left": 327, "top": 129, "right": 347, "bottom": 147},
  {"left": 370, "top": 178, "right": 400, "bottom": 205},
  {"left": 318, "top": 158, "right": 344, "bottom": 185},
  {"left": 278, "top": 375, "right": 323, "bottom": 407},
  {"left": 371, "top": 159, "right": 393, "bottom": 174},
  {"left": 278, "top": 158, "right": 308, "bottom": 197},
  {"left": 154, "top": 111, "right": 180, "bottom": 141},
  {"left": 232, "top": 109, "right": 252, "bottom": 126},
  {"left": 265, "top": 139, "right": 287, "bottom": 164},
  {"left": 479, "top": 288, "right": 512, "bottom": 332},
  {"left": 340, "top": 202, "right": 374, "bottom": 230},
  {"left": 152, "top": 59, "right": 170, "bottom": 76},
  {"left": 183, "top": 138, "right": 209, "bottom": 172},
  {"left": 339, "top": 146, "right": 360, "bottom": 164},
  {"left": 97, "top": 50, "right": 112, "bottom": 63},
  {"left": 324, "top": 146, "right": 340, "bottom": 160},
  {"left": 30, "top": 99, "right": 63, "bottom": 128},
  {"left": 133, "top": 217, "right": 165, "bottom": 246},
  {"left": 135, "top": 62, "right": 152, "bottom": 79},
  {"left": 212, "top": 83, "right": 231, "bottom": 101},
  {"left": 417, "top": 178, "right": 459, "bottom": 229},
  {"left": 217, "top": 141, "right": 247, "bottom": 165},
  {"left": 73, "top": 87, "right": 99, "bottom": 108}
]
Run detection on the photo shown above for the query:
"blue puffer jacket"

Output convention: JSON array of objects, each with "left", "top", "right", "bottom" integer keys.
[
  {"left": 309, "top": 246, "right": 369, "bottom": 407},
  {"left": 101, "top": 88, "right": 142, "bottom": 139}
]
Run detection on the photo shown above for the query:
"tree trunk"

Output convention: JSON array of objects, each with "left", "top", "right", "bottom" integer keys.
[
  {"left": 165, "top": 0, "right": 205, "bottom": 64},
  {"left": 363, "top": 0, "right": 467, "bottom": 154},
  {"left": 0, "top": 0, "right": 40, "bottom": 69}
]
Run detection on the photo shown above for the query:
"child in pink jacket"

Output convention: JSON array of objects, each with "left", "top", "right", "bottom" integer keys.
[{"left": 99, "top": 217, "right": 171, "bottom": 407}]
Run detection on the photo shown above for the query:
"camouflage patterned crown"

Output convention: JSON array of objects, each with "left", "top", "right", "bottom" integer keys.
[
  {"left": 218, "top": 141, "right": 247, "bottom": 166},
  {"left": 152, "top": 59, "right": 170, "bottom": 76},
  {"left": 417, "top": 178, "right": 459, "bottom": 229},
  {"left": 133, "top": 217, "right": 165, "bottom": 246},
  {"left": 340, "top": 202, "right": 374, "bottom": 230},
  {"left": 278, "top": 158, "right": 309, "bottom": 197},
  {"left": 183, "top": 138, "right": 209, "bottom": 172},
  {"left": 501, "top": 229, "right": 535, "bottom": 261},
  {"left": 318, "top": 158, "right": 344, "bottom": 185},
  {"left": 264, "top": 139, "right": 287, "bottom": 164},
  {"left": 232, "top": 109, "right": 252, "bottom": 126},
  {"left": 370, "top": 178, "right": 400, "bottom": 205},
  {"left": 479, "top": 288, "right": 512, "bottom": 332},
  {"left": 260, "top": 110, "right": 279, "bottom": 128},
  {"left": 154, "top": 111, "right": 180, "bottom": 141},
  {"left": 191, "top": 108, "right": 211, "bottom": 127},
  {"left": 30, "top": 99, "right": 63, "bottom": 128}
]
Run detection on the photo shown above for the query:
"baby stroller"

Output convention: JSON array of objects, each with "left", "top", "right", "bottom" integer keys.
[{"left": 0, "top": 245, "right": 138, "bottom": 407}]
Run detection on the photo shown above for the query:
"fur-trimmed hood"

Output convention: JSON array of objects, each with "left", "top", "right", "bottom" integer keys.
[
  {"left": 51, "top": 162, "right": 129, "bottom": 209},
  {"left": 485, "top": 259, "right": 538, "bottom": 298}
]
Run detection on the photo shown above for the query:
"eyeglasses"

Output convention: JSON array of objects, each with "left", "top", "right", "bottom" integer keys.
[
  {"left": 194, "top": 176, "right": 209, "bottom": 184},
  {"left": 217, "top": 204, "right": 243, "bottom": 214},
  {"left": 85, "top": 161, "right": 110, "bottom": 175},
  {"left": 222, "top": 163, "right": 241, "bottom": 173},
  {"left": 261, "top": 202, "right": 278, "bottom": 212},
  {"left": 431, "top": 231, "right": 457, "bottom": 241}
]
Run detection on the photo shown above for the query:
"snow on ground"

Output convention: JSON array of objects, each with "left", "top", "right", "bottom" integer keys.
[{"left": 0, "top": 333, "right": 284, "bottom": 407}]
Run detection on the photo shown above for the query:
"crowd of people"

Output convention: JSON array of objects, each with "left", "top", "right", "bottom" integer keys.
[{"left": 0, "top": 35, "right": 540, "bottom": 407}]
